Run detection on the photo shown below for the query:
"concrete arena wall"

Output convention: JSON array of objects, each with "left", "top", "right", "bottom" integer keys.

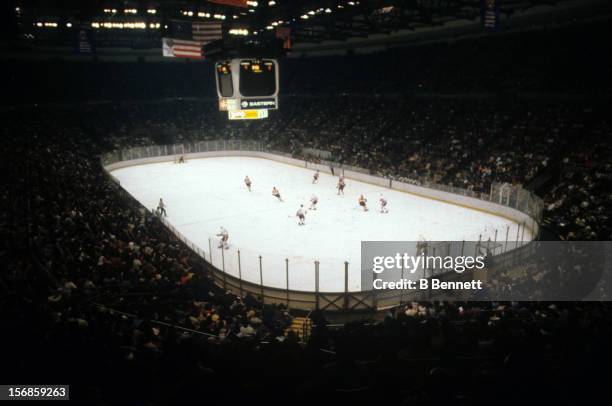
[{"left": 105, "top": 149, "right": 537, "bottom": 237}]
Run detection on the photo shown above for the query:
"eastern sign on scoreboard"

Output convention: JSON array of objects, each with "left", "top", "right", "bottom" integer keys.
[
  {"left": 239, "top": 98, "right": 276, "bottom": 109},
  {"left": 228, "top": 109, "right": 269, "bottom": 120},
  {"left": 215, "top": 58, "right": 279, "bottom": 117}
]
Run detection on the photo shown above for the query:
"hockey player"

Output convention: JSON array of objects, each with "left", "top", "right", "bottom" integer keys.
[
  {"left": 272, "top": 187, "right": 283, "bottom": 202},
  {"left": 416, "top": 235, "right": 428, "bottom": 256},
  {"left": 312, "top": 170, "right": 320, "bottom": 184},
  {"left": 337, "top": 177, "right": 346, "bottom": 195},
  {"left": 379, "top": 196, "right": 388, "bottom": 213},
  {"left": 358, "top": 194, "right": 368, "bottom": 211},
  {"left": 178, "top": 155, "right": 185, "bottom": 164},
  {"left": 157, "top": 198, "right": 167, "bottom": 217},
  {"left": 310, "top": 194, "right": 319, "bottom": 210},
  {"left": 244, "top": 175, "right": 252, "bottom": 192},
  {"left": 296, "top": 205, "right": 306, "bottom": 226},
  {"left": 217, "top": 226, "right": 229, "bottom": 249}
]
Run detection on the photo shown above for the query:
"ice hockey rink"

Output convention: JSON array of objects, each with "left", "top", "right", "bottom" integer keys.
[{"left": 111, "top": 156, "right": 531, "bottom": 292}]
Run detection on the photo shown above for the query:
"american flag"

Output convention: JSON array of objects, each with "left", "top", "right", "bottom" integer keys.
[
  {"left": 162, "top": 38, "right": 203, "bottom": 59},
  {"left": 192, "top": 22, "right": 223, "bottom": 43}
]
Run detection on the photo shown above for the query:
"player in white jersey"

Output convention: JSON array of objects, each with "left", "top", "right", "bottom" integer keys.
[
  {"left": 296, "top": 205, "right": 306, "bottom": 225},
  {"left": 244, "top": 175, "right": 252, "bottom": 192},
  {"left": 272, "top": 187, "right": 283, "bottom": 202},
  {"left": 157, "top": 198, "right": 167, "bottom": 217},
  {"left": 379, "top": 196, "right": 388, "bottom": 213},
  {"left": 312, "top": 170, "right": 320, "bottom": 184},
  {"left": 310, "top": 195, "right": 319, "bottom": 210},
  {"left": 216, "top": 226, "right": 229, "bottom": 249}
]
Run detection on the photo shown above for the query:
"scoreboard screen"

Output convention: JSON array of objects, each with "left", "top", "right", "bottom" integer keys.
[
  {"left": 216, "top": 62, "right": 234, "bottom": 98},
  {"left": 239, "top": 60, "right": 276, "bottom": 97}
]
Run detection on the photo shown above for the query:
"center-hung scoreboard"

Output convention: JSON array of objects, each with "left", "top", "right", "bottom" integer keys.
[{"left": 215, "top": 58, "right": 279, "bottom": 120}]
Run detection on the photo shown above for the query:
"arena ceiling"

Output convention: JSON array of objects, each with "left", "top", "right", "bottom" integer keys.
[{"left": 7, "top": 0, "right": 610, "bottom": 48}]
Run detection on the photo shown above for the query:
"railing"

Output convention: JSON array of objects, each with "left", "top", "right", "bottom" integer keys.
[{"left": 100, "top": 139, "right": 544, "bottom": 311}]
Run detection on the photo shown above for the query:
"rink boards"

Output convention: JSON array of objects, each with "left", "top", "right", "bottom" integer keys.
[{"left": 108, "top": 151, "right": 535, "bottom": 294}]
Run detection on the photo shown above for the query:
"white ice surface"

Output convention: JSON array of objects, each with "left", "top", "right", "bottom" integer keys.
[{"left": 111, "top": 157, "right": 529, "bottom": 292}]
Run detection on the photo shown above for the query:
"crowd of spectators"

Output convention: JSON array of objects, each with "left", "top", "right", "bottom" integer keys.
[{"left": 543, "top": 133, "right": 611, "bottom": 240}]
